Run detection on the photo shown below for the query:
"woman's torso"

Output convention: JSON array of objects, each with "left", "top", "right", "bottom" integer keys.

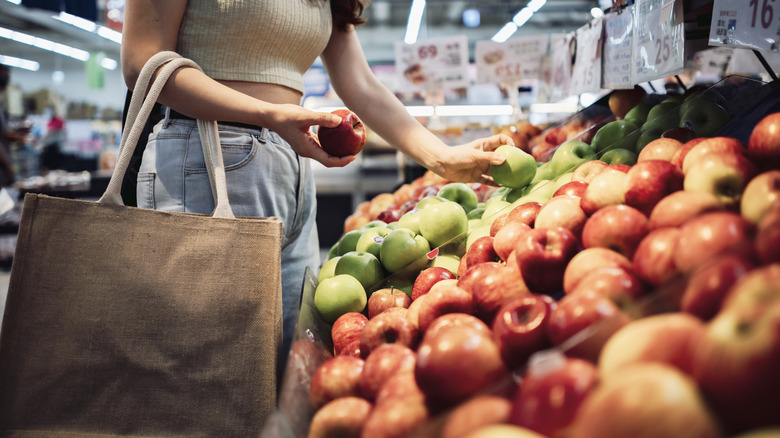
[{"left": 177, "top": 0, "right": 333, "bottom": 105}]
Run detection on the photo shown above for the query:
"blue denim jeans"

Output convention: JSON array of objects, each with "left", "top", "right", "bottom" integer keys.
[{"left": 137, "top": 112, "right": 320, "bottom": 361}]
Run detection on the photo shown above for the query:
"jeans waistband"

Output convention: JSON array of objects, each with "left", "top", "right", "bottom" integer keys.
[{"left": 167, "top": 108, "right": 264, "bottom": 131}]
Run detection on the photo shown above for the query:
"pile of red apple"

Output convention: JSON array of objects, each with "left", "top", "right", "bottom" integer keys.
[{"left": 302, "top": 106, "right": 780, "bottom": 438}]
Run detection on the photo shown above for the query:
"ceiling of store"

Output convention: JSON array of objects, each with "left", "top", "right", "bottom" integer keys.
[{"left": 0, "top": 0, "right": 603, "bottom": 73}]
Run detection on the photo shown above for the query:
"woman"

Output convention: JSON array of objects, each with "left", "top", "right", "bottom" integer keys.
[{"left": 121, "top": 0, "right": 514, "bottom": 361}]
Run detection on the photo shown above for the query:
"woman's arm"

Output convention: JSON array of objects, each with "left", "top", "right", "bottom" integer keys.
[
  {"left": 321, "top": 27, "right": 513, "bottom": 184},
  {"left": 121, "top": 0, "right": 352, "bottom": 167}
]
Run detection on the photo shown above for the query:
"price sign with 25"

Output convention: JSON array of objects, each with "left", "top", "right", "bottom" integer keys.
[
  {"left": 709, "top": 0, "right": 780, "bottom": 52},
  {"left": 632, "top": 0, "right": 685, "bottom": 83}
]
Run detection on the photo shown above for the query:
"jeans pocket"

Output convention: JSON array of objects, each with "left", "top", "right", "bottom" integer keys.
[{"left": 137, "top": 172, "right": 156, "bottom": 209}]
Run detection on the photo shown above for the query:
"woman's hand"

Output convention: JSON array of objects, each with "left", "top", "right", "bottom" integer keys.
[
  {"left": 432, "top": 133, "right": 515, "bottom": 186},
  {"left": 264, "top": 103, "right": 358, "bottom": 168}
]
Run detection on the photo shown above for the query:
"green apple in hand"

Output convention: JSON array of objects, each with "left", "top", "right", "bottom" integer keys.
[
  {"left": 549, "top": 140, "right": 597, "bottom": 175},
  {"left": 437, "top": 182, "right": 479, "bottom": 213},
  {"left": 590, "top": 120, "right": 640, "bottom": 154},
  {"left": 419, "top": 200, "right": 469, "bottom": 248},
  {"left": 490, "top": 145, "right": 537, "bottom": 189},
  {"left": 356, "top": 227, "right": 392, "bottom": 259},
  {"left": 379, "top": 228, "right": 431, "bottom": 274},
  {"left": 600, "top": 147, "right": 638, "bottom": 166},
  {"left": 335, "top": 251, "right": 386, "bottom": 291},
  {"left": 314, "top": 274, "right": 367, "bottom": 324}
]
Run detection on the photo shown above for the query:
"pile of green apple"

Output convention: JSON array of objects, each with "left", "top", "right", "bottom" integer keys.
[{"left": 302, "top": 108, "right": 780, "bottom": 438}]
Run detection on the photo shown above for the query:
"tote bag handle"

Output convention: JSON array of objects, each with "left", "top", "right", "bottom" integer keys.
[{"left": 99, "top": 51, "right": 235, "bottom": 219}]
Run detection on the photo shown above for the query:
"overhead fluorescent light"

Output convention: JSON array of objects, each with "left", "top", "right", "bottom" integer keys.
[
  {"left": 491, "top": 22, "right": 518, "bottom": 42},
  {"left": 55, "top": 12, "right": 123, "bottom": 44},
  {"left": 513, "top": 8, "right": 534, "bottom": 26},
  {"left": 404, "top": 0, "right": 426, "bottom": 44},
  {"left": 0, "top": 54, "right": 39, "bottom": 71},
  {"left": 591, "top": 7, "right": 604, "bottom": 18},
  {"left": 54, "top": 12, "right": 96, "bottom": 32},
  {"left": 527, "top": 0, "right": 547, "bottom": 12},
  {"left": 0, "top": 25, "right": 118, "bottom": 68}
]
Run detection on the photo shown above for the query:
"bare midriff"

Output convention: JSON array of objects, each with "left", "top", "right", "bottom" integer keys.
[{"left": 218, "top": 80, "right": 303, "bottom": 105}]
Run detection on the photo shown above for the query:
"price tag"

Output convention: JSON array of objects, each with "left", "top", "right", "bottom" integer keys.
[
  {"left": 569, "top": 18, "right": 604, "bottom": 95},
  {"left": 632, "top": 0, "right": 685, "bottom": 83},
  {"left": 547, "top": 33, "right": 575, "bottom": 101},
  {"left": 394, "top": 35, "right": 470, "bottom": 93},
  {"left": 603, "top": 5, "right": 635, "bottom": 89},
  {"left": 709, "top": 0, "right": 780, "bottom": 52},
  {"left": 475, "top": 35, "right": 550, "bottom": 85}
]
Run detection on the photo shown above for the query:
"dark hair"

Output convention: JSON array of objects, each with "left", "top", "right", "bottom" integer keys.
[{"left": 331, "top": 0, "right": 367, "bottom": 31}]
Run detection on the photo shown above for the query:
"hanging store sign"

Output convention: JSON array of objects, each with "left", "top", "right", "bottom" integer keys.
[
  {"left": 632, "top": 0, "right": 685, "bottom": 83},
  {"left": 602, "top": 5, "right": 635, "bottom": 89},
  {"left": 709, "top": 0, "right": 780, "bottom": 53},
  {"left": 475, "top": 35, "right": 550, "bottom": 85},
  {"left": 569, "top": 18, "right": 604, "bottom": 95},
  {"left": 394, "top": 35, "right": 470, "bottom": 93}
]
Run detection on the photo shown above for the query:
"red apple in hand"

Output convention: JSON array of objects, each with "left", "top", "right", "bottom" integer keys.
[
  {"left": 492, "top": 294, "right": 557, "bottom": 370},
  {"left": 512, "top": 226, "right": 581, "bottom": 294},
  {"left": 367, "top": 287, "right": 412, "bottom": 319},
  {"left": 509, "top": 353, "right": 599, "bottom": 437},
  {"left": 747, "top": 111, "right": 780, "bottom": 170},
  {"left": 317, "top": 109, "right": 367, "bottom": 157}
]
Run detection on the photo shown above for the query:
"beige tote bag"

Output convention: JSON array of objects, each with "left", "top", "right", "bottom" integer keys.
[{"left": 0, "top": 52, "right": 284, "bottom": 437}]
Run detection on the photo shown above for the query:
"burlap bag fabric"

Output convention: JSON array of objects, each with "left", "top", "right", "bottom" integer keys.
[{"left": 0, "top": 52, "right": 283, "bottom": 437}]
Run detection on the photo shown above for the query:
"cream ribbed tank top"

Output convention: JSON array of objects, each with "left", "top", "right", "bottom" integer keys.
[{"left": 177, "top": 0, "right": 333, "bottom": 94}]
